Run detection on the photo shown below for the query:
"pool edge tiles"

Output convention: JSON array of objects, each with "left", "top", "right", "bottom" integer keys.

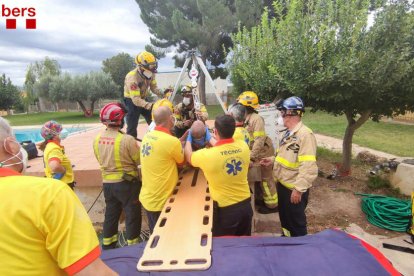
[{"left": 14, "top": 126, "right": 95, "bottom": 144}]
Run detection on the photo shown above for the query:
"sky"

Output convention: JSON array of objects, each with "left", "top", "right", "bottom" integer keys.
[{"left": 0, "top": 0, "right": 176, "bottom": 86}]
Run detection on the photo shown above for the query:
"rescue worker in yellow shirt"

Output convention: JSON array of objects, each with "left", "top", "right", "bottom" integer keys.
[
  {"left": 39, "top": 120, "right": 75, "bottom": 189},
  {"left": 93, "top": 103, "right": 142, "bottom": 250},
  {"left": 184, "top": 115, "right": 252, "bottom": 236},
  {"left": 140, "top": 106, "right": 185, "bottom": 233},
  {"left": 0, "top": 117, "right": 116, "bottom": 275},
  {"left": 228, "top": 103, "right": 250, "bottom": 145},
  {"left": 261, "top": 96, "right": 318, "bottom": 237},
  {"left": 124, "top": 51, "right": 163, "bottom": 139},
  {"left": 173, "top": 85, "right": 208, "bottom": 138},
  {"left": 238, "top": 91, "right": 278, "bottom": 214}
]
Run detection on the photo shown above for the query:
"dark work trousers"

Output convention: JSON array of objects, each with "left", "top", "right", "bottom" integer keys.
[
  {"left": 124, "top": 97, "right": 152, "bottom": 138},
  {"left": 144, "top": 209, "right": 161, "bottom": 234},
  {"left": 213, "top": 197, "right": 253, "bottom": 237},
  {"left": 102, "top": 180, "right": 141, "bottom": 250},
  {"left": 67, "top": 182, "right": 75, "bottom": 190},
  {"left": 277, "top": 182, "right": 309, "bottom": 237}
]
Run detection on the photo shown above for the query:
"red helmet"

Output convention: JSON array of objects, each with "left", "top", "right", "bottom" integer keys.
[{"left": 100, "top": 103, "right": 126, "bottom": 126}]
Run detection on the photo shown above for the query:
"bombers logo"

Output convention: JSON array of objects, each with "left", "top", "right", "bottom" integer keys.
[
  {"left": 224, "top": 157, "right": 243, "bottom": 176},
  {"left": 1, "top": 4, "right": 37, "bottom": 29}
]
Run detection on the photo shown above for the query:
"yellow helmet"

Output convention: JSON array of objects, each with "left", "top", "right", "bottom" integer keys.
[
  {"left": 151, "top": 99, "right": 173, "bottom": 119},
  {"left": 237, "top": 91, "right": 259, "bottom": 109},
  {"left": 180, "top": 85, "right": 192, "bottom": 96},
  {"left": 135, "top": 51, "right": 158, "bottom": 72}
]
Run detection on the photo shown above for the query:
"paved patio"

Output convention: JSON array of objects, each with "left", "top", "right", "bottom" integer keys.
[{"left": 25, "top": 123, "right": 149, "bottom": 186}]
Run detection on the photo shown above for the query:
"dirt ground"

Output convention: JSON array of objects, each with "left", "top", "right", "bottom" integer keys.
[
  {"left": 305, "top": 158, "right": 404, "bottom": 238},
  {"left": 82, "top": 155, "right": 407, "bottom": 239}
]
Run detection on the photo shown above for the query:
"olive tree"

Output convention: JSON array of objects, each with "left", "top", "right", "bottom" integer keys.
[{"left": 229, "top": 0, "right": 414, "bottom": 173}]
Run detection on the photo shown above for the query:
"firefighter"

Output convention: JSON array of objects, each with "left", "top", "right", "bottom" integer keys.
[
  {"left": 0, "top": 117, "right": 116, "bottom": 275},
  {"left": 261, "top": 96, "right": 318, "bottom": 237},
  {"left": 140, "top": 106, "right": 185, "bottom": 233},
  {"left": 39, "top": 120, "right": 75, "bottom": 189},
  {"left": 237, "top": 91, "right": 278, "bottom": 214},
  {"left": 124, "top": 51, "right": 163, "bottom": 138},
  {"left": 93, "top": 103, "right": 142, "bottom": 249},
  {"left": 228, "top": 103, "right": 250, "bottom": 146},
  {"left": 184, "top": 115, "right": 252, "bottom": 236},
  {"left": 173, "top": 85, "right": 208, "bottom": 138}
]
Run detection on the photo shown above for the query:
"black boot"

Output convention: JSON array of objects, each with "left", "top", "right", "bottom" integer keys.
[
  {"left": 255, "top": 199, "right": 265, "bottom": 207},
  {"left": 257, "top": 206, "right": 279, "bottom": 214}
]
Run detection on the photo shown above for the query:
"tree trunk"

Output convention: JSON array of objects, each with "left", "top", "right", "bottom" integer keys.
[
  {"left": 77, "top": 101, "right": 88, "bottom": 115},
  {"left": 88, "top": 101, "right": 95, "bottom": 117},
  {"left": 340, "top": 110, "right": 372, "bottom": 175},
  {"left": 341, "top": 124, "right": 355, "bottom": 175},
  {"left": 198, "top": 56, "right": 207, "bottom": 105},
  {"left": 38, "top": 97, "right": 46, "bottom": 112}
]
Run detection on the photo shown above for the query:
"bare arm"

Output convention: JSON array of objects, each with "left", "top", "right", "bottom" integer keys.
[
  {"left": 184, "top": 140, "right": 193, "bottom": 165},
  {"left": 49, "top": 160, "right": 66, "bottom": 174},
  {"left": 208, "top": 136, "right": 217, "bottom": 146}
]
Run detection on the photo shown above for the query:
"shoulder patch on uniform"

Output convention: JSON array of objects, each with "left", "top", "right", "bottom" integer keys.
[{"left": 130, "top": 83, "right": 138, "bottom": 90}]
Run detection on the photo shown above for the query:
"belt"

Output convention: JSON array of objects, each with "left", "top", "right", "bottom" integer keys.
[{"left": 214, "top": 197, "right": 251, "bottom": 211}]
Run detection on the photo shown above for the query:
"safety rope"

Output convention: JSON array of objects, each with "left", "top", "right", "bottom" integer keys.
[
  {"left": 356, "top": 193, "right": 411, "bottom": 232},
  {"left": 87, "top": 188, "right": 103, "bottom": 214}
]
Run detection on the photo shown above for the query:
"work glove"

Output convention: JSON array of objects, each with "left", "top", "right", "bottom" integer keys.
[
  {"left": 186, "top": 130, "right": 193, "bottom": 143},
  {"left": 52, "top": 167, "right": 66, "bottom": 180},
  {"left": 53, "top": 172, "right": 65, "bottom": 180},
  {"left": 205, "top": 127, "right": 212, "bottom": 142}
]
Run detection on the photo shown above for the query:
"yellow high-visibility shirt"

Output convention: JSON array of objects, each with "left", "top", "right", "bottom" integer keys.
[
  {"left": 191, "top": 138, "right": 251, "bottom": 207},
  {"left": 233, "top": 126, "right": 250, "bottom": 146},
  {"left": 0, "top": 168, "right": 100, "bottom": 275},
  {"left": 43, "top": 141, "right": 74, "bottom": 184},
  {"left": 139, "top": 126, "right": 184, "bottom": 211}
]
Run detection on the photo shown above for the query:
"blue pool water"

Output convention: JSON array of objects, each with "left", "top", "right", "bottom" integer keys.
[{"left": 14, "top": 127, "right": 88, "bottom": 143}]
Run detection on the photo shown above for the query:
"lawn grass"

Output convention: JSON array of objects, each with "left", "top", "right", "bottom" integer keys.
[
  {"left": 5, "top": 107, "right": 413, "bottom": 157},
  {"left": 206, "top": 105, "right": 226, "bottom": 119},
  {"left": 207, "top": 106, "right": 414, "bottom": 157},
  {"left": 303, "top": 111, "right": 414, "bottom": 157},
  {"left": 4, "top": 112, "right": 100, "bottom": 126}
]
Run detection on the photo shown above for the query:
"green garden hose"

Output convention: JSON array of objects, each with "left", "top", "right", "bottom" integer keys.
[{"left": 355, "top": 193, "right": 411, "bottom": 232}]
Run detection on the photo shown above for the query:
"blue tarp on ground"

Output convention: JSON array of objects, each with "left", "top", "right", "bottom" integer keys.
[{"left": 101, "top": 229, "right": 399, "bottom": 276}]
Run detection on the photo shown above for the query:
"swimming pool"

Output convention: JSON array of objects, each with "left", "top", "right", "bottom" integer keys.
[{"left": 14, "top": 127, "right": 89, "bottom": 143}]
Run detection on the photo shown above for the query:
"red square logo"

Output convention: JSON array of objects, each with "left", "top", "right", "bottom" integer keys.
[
  {"left": 26, "top": 19, "right": 36, "bottom": 29},
  {"left": 6, "top": 19, "right": 17, "bottom": 29}
]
